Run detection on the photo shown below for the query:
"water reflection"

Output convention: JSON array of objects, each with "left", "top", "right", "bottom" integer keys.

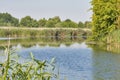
[
  {"left": 107, "top": 44, "right": 120, "bottom": 54},
  {"left": 90, "top": 44, "right": 120, "bottom": 80},
  {"left": 0, "top": 37, "right": 84, "bottom": 48},
  {"left": 15, "top": 42, "right": 93, "bottom": 80},
  {"left": 92, "top": 51, "right": 120, "bottom": 80}
]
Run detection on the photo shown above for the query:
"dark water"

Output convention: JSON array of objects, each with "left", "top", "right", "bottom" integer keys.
[{"left": 0, "top": 38, "right": 120, "bottom": 80}]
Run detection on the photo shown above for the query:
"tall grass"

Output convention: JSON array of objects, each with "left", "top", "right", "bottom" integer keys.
[
  {"left": 107, "top": 30, "right": 120, "bottom": 43},
  {"left": 0, "top": 28, "right": 91, "bottom": 38}
]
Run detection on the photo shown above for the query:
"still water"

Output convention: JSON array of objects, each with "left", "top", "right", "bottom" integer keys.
[{"left": 0, "top": 38, "right": 120, "bottom": 80}]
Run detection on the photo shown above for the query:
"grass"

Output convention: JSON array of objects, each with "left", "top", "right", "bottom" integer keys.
[
  {"left": 0, "top": 28, "right": 91, "bottom": 38},
  {"left": 107, "top": 30, "right": 120, "bottom": 43}
]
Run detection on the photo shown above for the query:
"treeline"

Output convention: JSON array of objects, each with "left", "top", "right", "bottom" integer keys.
[
  {"left": 0, "top": 13, "right": 92, "bottom": 28},
  {"left": 91, "top": 0, "right": 120, "bottom": 41}
]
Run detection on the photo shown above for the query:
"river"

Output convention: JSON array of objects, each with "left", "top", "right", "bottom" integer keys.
[{"left": 0, "top": 38, "right": 120, "bottom": 80}]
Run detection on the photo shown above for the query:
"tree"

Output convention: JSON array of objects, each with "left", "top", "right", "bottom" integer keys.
[
  {"left": 32, "top": 20, "right": 39, "bottom": 27},
  {"left": 45, "top": 20, "right": 55, "bottom": 27},
  {"left": 51, "top": 16, "right": 61, "bottom": 24},
  {"left": 84, "top": 21, "right": 92, "bottom": 28},
  {"left": 45, "top": 16, "right": 61, "bottom": 27},
  {"left": 0, "top": 13, "right": 19, "bottom": 26},
  {"left": 20, "top": 16, "right": 32, "bottom": 27},
  {"left": 78, "top": 21, "right": 84, "bottom": 28},
  {"left": 116, "top": 1, "right": 120, "bottom": 29},
  {"left": 61, "top": 19, "right": 78, "bottom": 28},
  {"left": 20, "top": 16, "right": 39, "bottom": 27},
  {"left": 91, "top": 0, "right": 120, "bottom": 40},
  {"left": 38, "top": 18, "right": 47, "bottom": 27},
  {"left": 55, "top": 22, "right": 62, "bottom": 27}
]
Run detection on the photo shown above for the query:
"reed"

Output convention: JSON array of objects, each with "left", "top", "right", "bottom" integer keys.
[
  {"left": 0, "top": 28, "right": 91, "bottom": 38},
  {"left": 0, "top": 39, "right": 56, "bottom": 80}
]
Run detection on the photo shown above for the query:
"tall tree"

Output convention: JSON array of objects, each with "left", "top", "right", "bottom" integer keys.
[
  {"left": 20, "top": 16, "right": 39, "bottom": 27},
  {"left": 38, "top": 18, "right": 47, "bottom": 27},
  {"left": 61, "top": 19, "right": 78, "bottom": 28},
  {"left": 91, "top": 0, "right": 120, "bottom": 40},
  {"left": 0, "top": 13, "right": 19, "bottom": 26},
  {"left": 45, "top": 20, "right": 55, "bottom": 27},
  {"left": 45, "top": 16, "right": 61, "bottom": 27},
  {"left": 84, "top": 21, "right": 92, "bottom": 28},
  {"left": 78, "top": 21, "right": 84, "bottom": 28}
]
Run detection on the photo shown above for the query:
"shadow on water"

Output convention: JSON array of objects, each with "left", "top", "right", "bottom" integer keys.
[
  {"left": 88, "top": 44, "right": 120, "bottom": 80},
  {"left": 88, "top": 43, "right": 120, "bottom": 54}
]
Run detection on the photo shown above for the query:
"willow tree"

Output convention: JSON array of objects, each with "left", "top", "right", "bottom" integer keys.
[
  {"left": 91, "top": 0, "right": 120, "bottom": 41},
  {"left": 116, "top": 0, "right": 120, "bottom": 28}
]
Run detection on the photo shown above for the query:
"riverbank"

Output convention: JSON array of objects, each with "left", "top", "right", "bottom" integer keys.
[{"left": 0, "top": 27, "right": 92, "bottom": 38}]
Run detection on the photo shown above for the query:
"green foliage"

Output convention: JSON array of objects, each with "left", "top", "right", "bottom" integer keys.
[
  {"left": 60, "top": 19, "right": 78, "bottom": 28},
  {"left": 0, "top": 12, "right": 91, "bottom": 28},
  {"left": 38, "top": 18, "right": 47, "bottom": 27},
  {"left": 20, "top": 16, "right": 39, "bottom": 27},
  {"left": 0, "top": 28, "right": 91, "bottom": 40},
  {"left": 78, "top": 21, "right": 84, "bottom": 28},
  {"left": 32, "top": 20, "right": 39, "bottom": 27},
  {"left": 45, "top": 20, "right": 55, "bottom": 27},
  {"left": 45, "top": 16, "right": 61, "bottom": 27},
  {"left": 45, "top": 16, "right": 79, "bottom": 28},
  {"left": 0, "top": 47, "right": 56, "bottom": 80},
  {"left": 50, "top": 16, "right": 61, "bottom": 24},
  {"left": 0, "top": 13, "right": 19, "bottom": 26},
  {"left": 91, "top": 0, "right": 120, "bottom": 41},
  {"left": 84, "top": 21, "right": 92, "bottom": 28},
  {"left": 107, "top": 30, "right": 120, "bottom": 43}
]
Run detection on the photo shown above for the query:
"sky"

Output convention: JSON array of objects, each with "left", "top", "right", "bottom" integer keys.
[{"left": 0, "top": 0, "right": 92, "bottom": 22}]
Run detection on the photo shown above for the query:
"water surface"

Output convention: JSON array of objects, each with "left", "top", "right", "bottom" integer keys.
[{"left": 0, "top": 38, "right": 120, "bottom": 80}]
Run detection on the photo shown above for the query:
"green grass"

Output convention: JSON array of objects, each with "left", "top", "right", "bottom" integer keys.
[
  {"left": 0, "top": 28, "right": 91, "bottom": 38},
  {"left": 107, "top": 30, "right": 120, "bottom": 43}
]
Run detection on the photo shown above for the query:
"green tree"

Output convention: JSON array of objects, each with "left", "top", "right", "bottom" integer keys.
[
  {"left": 20, "top": 16, "right": 32, "bottom": 27},
  {"left": 32, "top": 20, "right": 39, "bottom": 27},
  {"left": 91, "top": 0, "right": 120, "bottom": 40},
  {"left": 38, "top": 18, "right": 47, "bottom": 27},
  {"left": 20, "top": 16, "right": 39, "bottom": 27},
  {"left": 116, "top": 1, "right": 120, "bottom": 29},
  {"left": 45, "top": 20, "right": 55, "bottom": 27},
  {"left": 84, "top": 21, "right": 92, "bottom": 28},
  {"left": 61, "top": 19, "right": 78, "bottom": 28},
  {"left": 0, "top": 13, "right": 19, "bottom": 26},
  {"left": 55, "top": 22, "right": 62, "bottom": 27},
  {"left": 51, "top": 16, "right": 61, "bottom": 24},
  {"left": 78, "top": 21, "right": 84, "bottom": 28}
]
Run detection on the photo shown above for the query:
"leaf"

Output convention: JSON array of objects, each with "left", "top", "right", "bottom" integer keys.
[
  {"left": 50, "top": 58, "right": 56, "bottom": 64},
  {"left": 30, "top": 52, "right": 34, "bottom": 60}
]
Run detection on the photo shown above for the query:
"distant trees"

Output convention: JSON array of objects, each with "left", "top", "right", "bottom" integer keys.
[
  {"left": 38, "top": 18, "right": 47, "bottom": 27},
  {"left": 0, "top": 13, "right": 19, "bottom": 26},
  {"left": 60, "top": 19, "right": 78, "bottom": 28},
  {"left": 0, "top": 12, "right": 92, "bottom": 28},
  {"left": 78, "top": 21, "right": 92, "bottom": 28},
  {"left": 20, "top": 16, "right": 39, "bottom": 27},
  {"left": 84, "top": 21, "right": 92, "bottom": 28},
  {"left": 78, "top": 21, "right": 84, "bottom": 28},
  {"left": 45, "top": 16, "right": 61, "bottom": 27}
]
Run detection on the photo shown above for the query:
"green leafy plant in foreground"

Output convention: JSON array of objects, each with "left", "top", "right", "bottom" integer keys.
[{"left": 0, "top": 47, "right": 56, "bottom": 80}]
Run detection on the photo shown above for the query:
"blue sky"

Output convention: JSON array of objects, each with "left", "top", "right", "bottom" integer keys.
[{"left": 0, "top": 0, "right": 92, "bottom": 22}]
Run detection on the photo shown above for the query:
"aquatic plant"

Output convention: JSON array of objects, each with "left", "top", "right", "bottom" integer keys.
[{"left": 0, "top": 47, "right": 56, "bottom": 80}]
